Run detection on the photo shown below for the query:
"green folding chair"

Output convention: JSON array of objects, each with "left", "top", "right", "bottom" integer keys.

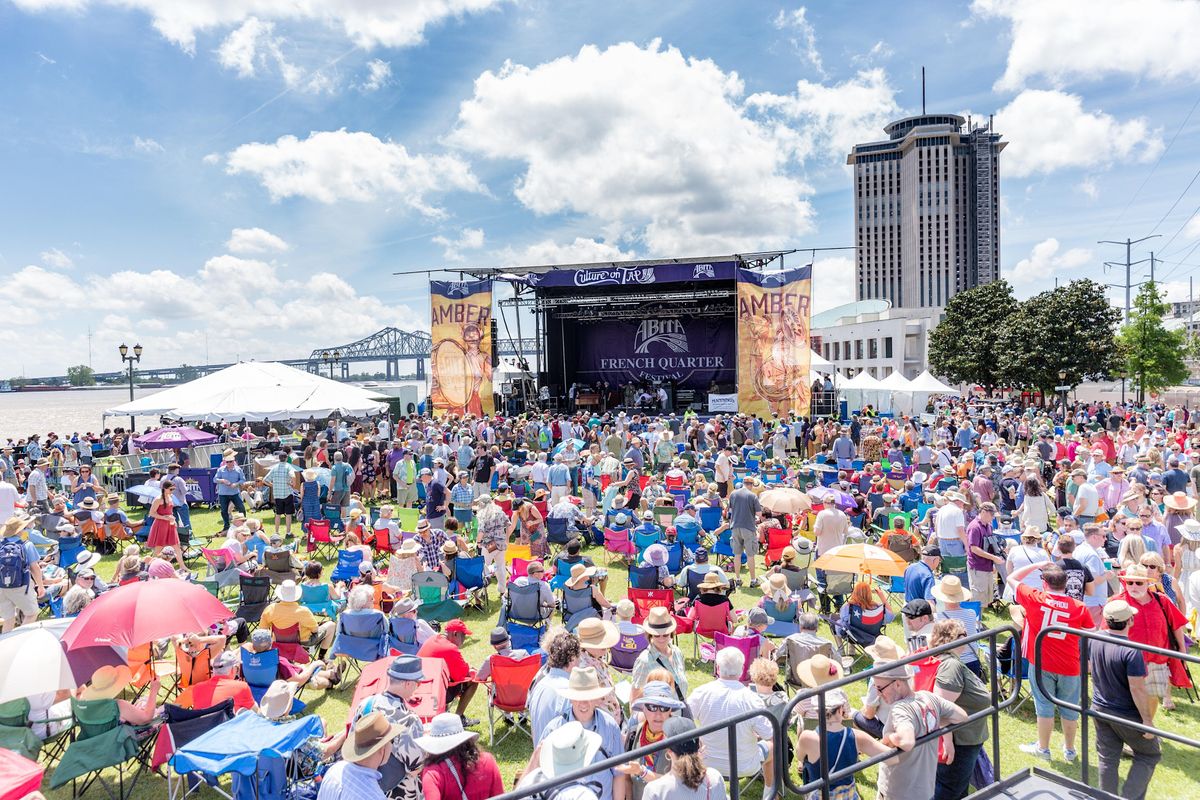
[
  {"left": 51, "top": 698, "right": 155, "bottom": 800},
  {"left": 0, "top": 696, "right": 73, "bottom": 764}
]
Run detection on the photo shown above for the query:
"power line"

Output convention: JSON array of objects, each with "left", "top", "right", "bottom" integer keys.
[{"left": 1100, "top": 92, "right": 1200, "bottom": 240}]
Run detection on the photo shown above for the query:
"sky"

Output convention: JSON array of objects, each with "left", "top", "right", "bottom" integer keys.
[{"left": 2, "top": 0, "right": 1199, "bottom": 377}]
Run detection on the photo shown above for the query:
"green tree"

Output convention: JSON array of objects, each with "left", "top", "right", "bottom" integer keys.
[
  {"left": 66, "top": 364, "right": 96, "bottom": 386},
  {"left": 927, "top": 280, "right": 1018, "bottom": 393},
  {"left": 176, "top": 364, "right": 199, "bottom": 382},
  {"left": 995, "top": 279, "right": 1122, "bottom": 399},
  {"left": 1117, "top": 280, "right": 1189, "bottom": 403}
]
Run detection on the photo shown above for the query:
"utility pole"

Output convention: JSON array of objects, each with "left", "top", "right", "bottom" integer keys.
[{"left": 1100, "top": 234, "right": 1160, "bottom": 321}]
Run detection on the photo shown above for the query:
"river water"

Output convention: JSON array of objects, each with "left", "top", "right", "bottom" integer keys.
[{"left": 0, "top": 387, "right": 164, "bottom": 441}]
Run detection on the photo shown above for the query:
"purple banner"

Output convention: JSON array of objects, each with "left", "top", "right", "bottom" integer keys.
[
  {"left": 521, "top": 260, "right": 736, "bottom": 289},
  {"left": 575, "top": 317, "right": 735, "bottom": 390},
  {"left": 180, "top": 468, "right": 217, "bottom": 504}
]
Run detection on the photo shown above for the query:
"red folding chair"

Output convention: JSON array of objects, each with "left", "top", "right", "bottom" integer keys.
[
  {"left": 497, "top": 499, "right": 513, "bottom": 518},
  {"left": 305, "top": 519, "right": 340, "bottom": 559},
  {"left": 270, "top": 622, "right": 312, "bottom": 665},
  {"left": 627, "top": 588, "right": 674, "bottom": 624},
  {"left": 764, "top": 528, "right": 792, "bottom": 566},
  {"left": 689, "top": 597, "right": 733, "bottom": 658},
  {"left": 484, "top": 653, "right": 541, "bottom": 746},
  {"left": 410, "top": 657, "right": 449, "bottom": 723}
]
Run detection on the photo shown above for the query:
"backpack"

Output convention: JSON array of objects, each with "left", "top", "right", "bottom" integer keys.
[{"left": 0, "top": 539, "right": 29, "bottom": 589}]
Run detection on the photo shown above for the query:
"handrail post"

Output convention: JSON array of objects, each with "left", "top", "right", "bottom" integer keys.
[
  {"left": 817, "top": 689, "right": 830, "bottom": 800},
  {"left": 989, "top": 627, "right": 1001, "bottom": 776},
  {"left": 1079, "top": 633, "right": 1090, "bottom": 787},
  {"left": 728, "top": 723, "right": 739, "bottom": 800}
]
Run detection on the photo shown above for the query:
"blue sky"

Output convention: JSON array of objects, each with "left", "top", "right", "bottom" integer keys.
[{"left": 1, "top": 0, "right": 1198, "bottom": 376}]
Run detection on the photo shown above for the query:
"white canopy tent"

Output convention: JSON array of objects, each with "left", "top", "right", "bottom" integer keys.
[
  {"left": 841, "top": 370, "right": 886, "bottom": 413},
  {"left": 493, "top": 358, "right": 534, "bottom": 384},
  {"left": 104, "top": 362, "right": 389, "bottom": 423},
  {"left": 907, "top": 370, "right": 960, "bottom": 395}
]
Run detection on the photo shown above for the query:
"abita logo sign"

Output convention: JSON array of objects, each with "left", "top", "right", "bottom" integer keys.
[{"left": 634, "top": 319, "right": 688, "bottom": 354}]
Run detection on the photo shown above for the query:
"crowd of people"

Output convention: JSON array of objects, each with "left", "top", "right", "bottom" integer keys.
[{"left": 0, "top": 396, "right": 1194, "bottom": 800}]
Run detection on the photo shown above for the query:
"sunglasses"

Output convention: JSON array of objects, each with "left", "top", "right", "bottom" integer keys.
[
  {"left": 650, "top": 633, "right": 672, "bottom": 639},
  {"left": 1124, "top": 580, "right": 1147, "bottom": 586},
  {"left": 1142, "top": 564, "right": 1161, "bottom": 571},
  {"left": 643, "top": 704, "right": 673, "bottom": 713}
]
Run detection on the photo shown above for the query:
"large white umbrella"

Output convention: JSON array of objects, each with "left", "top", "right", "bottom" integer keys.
[{"left": 0, "top": 628, "right": 77, "bottom": 704}]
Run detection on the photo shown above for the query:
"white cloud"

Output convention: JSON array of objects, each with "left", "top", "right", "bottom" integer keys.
[
  {"left": 492, "top": 237, "right": 635, "bottom": 266},
  {"left": 972, "top": 0, "right": 1200, "bottom": 90},
  {"left": 226, "top": 227, "right": 289, "bottom": 254},
  {"left": 224, "top": 129, "right": 484, "bottom": 215},
  {"left": 772, "top": 7, "right": 824, "bottom": 75},
  {"left": 202, "top": 153, "right": 221, "bottom": 165},
  {"left": 432, "top": 227, "right": 485, "bottom": 261},
  {"left": 216, "top": 16, "right": 268, "bottom": 77},
  {"left": 39, "top": 248, "right": 73, "bottom": 269},
  {"left": 360, "top": 59, "right": 392, "bottom": 92},
  {"left": 747, "top": 68, "right": 900, "bottom": 164},
  {"left": 1006, "top": 238, "right": 1093, "bottom": 285},
  {"left": 133, "top": 136, "right": 163, "bottom": 154},
  {"left": 851, "top": 40, "right": 893, "bottom": 67},
  {"left": 0, "top": 254, "right": 425, "bottom": 374},
  {"left": 451, "top": 41, "right": 814, "bottom": 254},
  {"left": 1184, "top": 214, "right": 1200, "bottom": 240},
  {"left": 811, "top": 255, "right": 856, "bottom": 313},
  {"left": 1077, "top": 176, "right": 1099, "bottom": 199},
  {"left": 12, "top": 0, "right": 508, "bottom": 52},
  {"left": 995, "top": 89, "right": 1163, "bottom": 177},
  {"left": 213, "top": 16, "right": 333, "bottom": 92}
]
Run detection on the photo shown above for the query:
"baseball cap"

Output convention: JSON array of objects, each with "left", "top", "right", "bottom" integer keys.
[
  {"left": 920, "top": 544, "right": 941, "bottom": 558},
  {"left": 445, "top": 619, "right": 473, "bottom": 636},
  {"left": 901, "top": 599, "right": 933, "bottom": 618}
]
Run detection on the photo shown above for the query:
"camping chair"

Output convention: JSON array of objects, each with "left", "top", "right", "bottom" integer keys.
[
  {"left": 238, "top": 648, "right": 307, "bottom": 716},
  {"left": 0, "top": 697, "right": 71, "bottom": 764},
  {"left": 149, "top": 699, "right": 234, "bottom": 772},
  {"left": 330, "top": 609, "right": 390, "bottom": 680},
  {"left": 484, "top": 653, "right": 542, "bottom": 747},
  {"left": 322, "top": 504, "right": 345, "bottom": 532},
  {"left": 299, "top": 581, "right": 339, "bottom": 618},
  {"left": 712, "top": 632, "right": 759, "bottom": 682},
  {"left": 663, "top": 541, "right": 684, "bottom": 574},
  {"left": 690, "top": 596, "right": 733, "bottom": 657},
  {"left": 764, "top": 528, "right": 792, "bottom": 566},
  {"left": 412, "top": 571, "right": 463, "bottom": 622},
  {"left": 57, "top": 535, "right": 85, "bottom": 569},
  {"left": 684, "top": 569, "right": 708, "bottom": 601},
  {"left": 451, "top": 554, "right": 489, "bottom": 610},
  {"left": 388, "top": 616, "right": 420, "bottom": 655},
  {"left": 882, "top": 531, "right": 919, "bottom": 565},
  {"left": 633, "top": 529, "right": 662, "bottom": 560},
  {"left": 610, "top": 629, "right": 648, "bottom": 674},
  {"left": 762, "top": 599, "right": 801, "bottom": 637},
  {"left": 628, "top": 588, "right": 674, "bottom": 624},
  {"left": 504, "top": 620, "right": 545, "bottom": 653},
  {"left": 875, "top": 574, "right": 907, "bottom": 611},
  {"left": 698, "top": 506, "right": 723, "bottom": 533},
  {"left": 509, "top": 558, "right": 536, "bottom": 581},
  {"left": 545, "top": 517, "right": 571, "bottom": 549},
  {"left": 940, "top": 554, "right": 968, "bottom": 580},
  {"left": 674, "top": 520, "right": 702, "bottom": 550},
  {"left": 395, "top": 508, "right": 420, "bottom": 531},
  {"left": 628, "top": 564, "right": 660, "bottom": 590},
  {"left": 979, "top": 634, "right": 1030, "bottom": 716},
  {"left": 268, "top": 623, "right": 311, "bottom": 665},
  {"left": 603, "top": 528, "right": 636, "bottom": 565},
  {"left": 304, "top": 520, "right": 340, "bottom": 560},
  {"left": 712, "top": 530, "right": 748, "bottom": 572},
  {"left": 329, "top": 549, "right": 365, "bottom": 584},
  {"left": 503, "top": 581, "right": 555, "bottom": 630},
  {"left": 548, "top": 556, "right": 575, "bottom": 592},
  {"left": 652, "top": 506, "right": 677, "bottom": 528},
  {"left": 234, "top": 574, "right": 272, "bottom": 626},
  {"left": 172, "top": 645, "right": 213, "bottom": 691},
  {"left": 784, "top": 637, "right": 835, "bottom": 694},
  {"left": 259, "top": 549, "right": 299, "bottom": 584},
  {"left": 834, "top": 608, "right": 888, "bottom": 671},
  {"left": 51, "top": 697, "right": 155, "bottom": 800},
  {"left": 562, "top": 585, "right": 600, "bottom": 632},
  {"left": 127, "top": 642, "right": 178, "bottom": 698},
  {"left": 506, "top": 544, "right": 533, "bottom": 566},
  {"left": 815, "top": 570, "right": 856, "bottom": 616},
  {"left": 372, "top": 581, "right": 400, "bottom": 614},
  {"left": 200, "top": 548, "right": 242, "bottom": 597}
]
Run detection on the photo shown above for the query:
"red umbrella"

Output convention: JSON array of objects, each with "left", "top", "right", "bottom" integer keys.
[{"left": 62, "top": 579, "right": 232, "bottom": 650}]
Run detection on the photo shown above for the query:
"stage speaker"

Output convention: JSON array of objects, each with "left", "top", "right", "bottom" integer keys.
[{"left": 490, "top": 318, "right": 499, "bottom": 368}]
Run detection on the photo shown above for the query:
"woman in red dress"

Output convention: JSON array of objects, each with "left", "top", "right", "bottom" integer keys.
[{"left": 147, "top": 483, "right": 185, "bottom": 571}]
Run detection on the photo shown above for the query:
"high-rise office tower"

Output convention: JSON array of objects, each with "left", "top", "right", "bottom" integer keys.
[{"left": 848, "top": 114, "right": 1005, "bottom": 309}]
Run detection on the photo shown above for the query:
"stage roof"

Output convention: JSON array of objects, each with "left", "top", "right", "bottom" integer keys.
[{"left": 414, "top": 250, "right": 797, "bottom": 281}]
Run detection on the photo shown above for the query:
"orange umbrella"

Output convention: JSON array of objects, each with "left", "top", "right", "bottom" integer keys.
[{"left": 812, "top": 543, "right": 908, "bottom": 577}]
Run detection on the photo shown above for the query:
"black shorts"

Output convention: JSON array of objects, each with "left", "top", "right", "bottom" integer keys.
[{"left": 273, "top": 496, "right": 296, "bottom": 515}]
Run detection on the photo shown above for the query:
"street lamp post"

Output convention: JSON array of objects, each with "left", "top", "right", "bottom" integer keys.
[
  {"left": 118, "top": 343, "right": 143, "bottom": 433},
  {"left": 1119, "top": 370, "right": 1127, "bottom": 406},
  {"left": 1058, "top": 369, "right": 1069, "bottom": 417},
  {"left": 321, "top": 349, "right": 342, "bottom": 380}
]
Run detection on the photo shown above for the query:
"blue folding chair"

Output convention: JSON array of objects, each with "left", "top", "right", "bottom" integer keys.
[
  {"left": 562, "top": 586, "right": 599, "bottom": 632},
  {"left": 389, "top": 616, "right": 419, "bottom": 655},
  {"left": 762, "top": 600, "right": 800, "bottom": 637},
  {"left": 698, "top": 506, "right": 723, "bottom": 533},
  {"left": 633, "top": 529, "right": 661, "bottom": 559},
  {"left": 238, "top": 648, "right": 303, "bottom": 713},
  {"left": 548, "top": 557, "right": 575, "bottom": 592},
  {"left": 452, "top": 555, "right": 488, "bottom": 610},
  {"left": 330, "top": 608, "right": 390, "bottom": 679},
  {"left": 503, "top": 582, "right": 554, "bottom": 629},
  {"left": 545, "top": 517, "right": 571, "bottom": 548},
  {"left": 628, "top": 564, "right": 660, "bottom": 590},
  {"left": 56, "top": 535, "right": 84, "bottom": 569},
  {"left": 505, "top": 619, "right": 544, "bottom": 654},
  {"left": 664, "top": 542, "right": 684, "bottom": 574},
  {"left": 712, "top": 530, "right": 747, "bottom": 570},
  {"left": 674, "top": 520, "right": 702, "bottom": 550},
  {"left": 322, "top": 505, "right": 345, "bottom": 532},
  {"left": 330, "top": 549, "right": 364, "bottom": 584}
]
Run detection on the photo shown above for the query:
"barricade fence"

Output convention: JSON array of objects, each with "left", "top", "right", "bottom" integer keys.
[
  {"left": 1035, "top": 624, "right": 1200, "bottom": 789},
  {"left": 491, "top": 625, "right": 1019, "bottom": 800}
]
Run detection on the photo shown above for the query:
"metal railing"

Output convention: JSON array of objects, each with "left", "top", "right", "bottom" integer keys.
[
  {"left": 1034, "top": 624, "right": 1200, "bottom": 788},
  {"left": 490, "top": 704, "right": 782, "bottom": 800},
  {"left": 491, "top": 625, "right": 1019, "bottom": 800},
  {"left": 779, "top": 624, "right": 1020, "bottom": 800}
]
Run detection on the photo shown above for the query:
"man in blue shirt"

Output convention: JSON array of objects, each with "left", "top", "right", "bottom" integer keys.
[
  {"left": 547, "top": 453, "right": 572, "bottom": 504},
  {"left": 213, "top": 449, "right": 247, "bottom": 533},
  {"left": 903, "top": 544, "right": 941, "bottom": 603},
  {"left": 831, "top": 427, "right": 856, "bottom": 469},
  {"left": 329, "top": 451, "right": 353, "bottom": 511}
]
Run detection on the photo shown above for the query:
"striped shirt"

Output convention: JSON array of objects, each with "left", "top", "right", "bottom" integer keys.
[
  {"left": 935, "top": 607, "right": 980, "bottom": 662},
  {"left": 265, "top": 463, "right": 294, "bottom": 498},
  {"left": 450, "top": 483, "right": 475, "bottom": 506},
  {"left": 317, "top": 761, "right": 386, "bottom": 800}
]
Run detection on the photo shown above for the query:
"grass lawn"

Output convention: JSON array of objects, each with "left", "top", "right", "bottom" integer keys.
[{"left": 39, "top": 506, "right": 1200, "bottom": 798}]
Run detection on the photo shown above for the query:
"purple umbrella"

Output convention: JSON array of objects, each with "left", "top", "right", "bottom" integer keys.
[{"left": 134, "top": 426, "right": 219, "bottom": 450}]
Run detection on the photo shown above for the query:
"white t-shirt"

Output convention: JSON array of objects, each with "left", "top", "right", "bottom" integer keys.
[
  {"left": 1074, "top": 481, "right": 1101, "bottom": 516},
  {"left": 935, "top": 504, "right": 966, "bottom": 542},
  {"left": 0, "top": 481, "right": 18, "bottom": 525}
]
